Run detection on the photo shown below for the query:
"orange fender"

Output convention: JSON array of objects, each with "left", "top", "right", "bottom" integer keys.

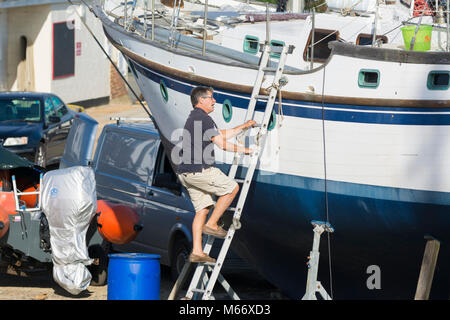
[
  {"left": 0, "top": 192, "right": 16, "bottom": 215},
  {"left": 0, "top": 206, "right": 9, "bottom": 238},
  {"left": 19, "top": 184, "right": 39, "bottom": 208},
  {"left": 0, "top": 192, "right": 15, "bottom": 239},
  {"left": 96, "top": 200, "right": 143, "bottom": 245}
]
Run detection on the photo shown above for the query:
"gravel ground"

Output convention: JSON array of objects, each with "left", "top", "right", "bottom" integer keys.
[{"left": 0, "top": 99, "right": 279, "bottom": 301}]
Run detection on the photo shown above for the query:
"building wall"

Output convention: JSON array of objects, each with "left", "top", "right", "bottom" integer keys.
[
  {"left": 110, "top": 62, "right": 128, "bottom": 99},
  {"left": 5, "top": 2, "right": 110, "bottom": 105},
  {"left": 0, "top": 7, "right": 8, "bottom": 91},
  {"left": 50, "top": 3, "right": 110, "bottom": 103},
  {"left": 7, "top": 5, "right": 51, "bottom": 92}
]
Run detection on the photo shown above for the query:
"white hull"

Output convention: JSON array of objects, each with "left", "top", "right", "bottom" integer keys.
[
  {"left": 101, "top": 15, "right": 450, "bottom": 197},
  {"left": 94, "top": 2, "right": 450, "bottom": 299}
]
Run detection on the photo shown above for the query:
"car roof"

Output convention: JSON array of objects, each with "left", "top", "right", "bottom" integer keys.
[
  {"left": 0, "top": 91, "right": 50, "bottom": 99},
  {"left": 104, "top": 121, "right": 160, "bottom": 137}
]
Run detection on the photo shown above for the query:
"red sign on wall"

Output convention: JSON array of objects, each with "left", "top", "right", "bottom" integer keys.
[{"left": 76, "top": 42, "right": 82, "bottom": 56}]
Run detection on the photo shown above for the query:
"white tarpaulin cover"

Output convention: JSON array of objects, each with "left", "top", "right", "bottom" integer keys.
[{"left": 41, "top": 166, "right": 97, "bottom": 295}]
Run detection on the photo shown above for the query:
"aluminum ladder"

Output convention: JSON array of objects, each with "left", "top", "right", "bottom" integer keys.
[{"left": 182, "top": 43, "right": 295, "bottom": 300}]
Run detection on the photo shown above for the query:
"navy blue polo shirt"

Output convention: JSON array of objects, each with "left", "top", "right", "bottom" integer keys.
[{"left": 177, "top": 108, "right": 220, "bottom": 173}]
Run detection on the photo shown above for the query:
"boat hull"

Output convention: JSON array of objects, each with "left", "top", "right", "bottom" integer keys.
[
  {"left": 226, "top": 165, "right": 450, "bottom": 299},
  {"left": 97, "top": 7, "right": 450, "bottom": 299},
  {"left": 130, "top": 59, "right": 450, "bottom": 299}
]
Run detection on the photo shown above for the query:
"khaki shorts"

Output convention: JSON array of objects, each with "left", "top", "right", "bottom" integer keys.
[{"left": 177, "top": 167, "right": 238, "bottom": 212}]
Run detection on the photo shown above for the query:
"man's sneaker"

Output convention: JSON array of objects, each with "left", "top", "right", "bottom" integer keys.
[
  {"left": 202, "top": 225, "right": 227, "bottom": 239},
  {"left": 189, "top": 253, "right": 216, "bottom": 263}
]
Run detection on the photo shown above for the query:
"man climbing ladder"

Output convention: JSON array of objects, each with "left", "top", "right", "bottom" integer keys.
[
  {"left": 171, "top": 43, "right": 294, "bottom": 300},
  {"left": 176, "top": 86, "right": 256, "bottom": 264}
]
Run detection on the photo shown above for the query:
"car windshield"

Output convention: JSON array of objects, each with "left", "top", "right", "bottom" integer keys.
[{"left": 0, "top": 98, "right": 42, "bottom": 122}]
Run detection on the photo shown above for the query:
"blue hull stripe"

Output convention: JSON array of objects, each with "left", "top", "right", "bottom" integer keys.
[
  {"left": 220, "top": 163, "right": 450, "bottom": 206},
  {"left": 131, "top": 59, "right": 450, "bottom": 126}
]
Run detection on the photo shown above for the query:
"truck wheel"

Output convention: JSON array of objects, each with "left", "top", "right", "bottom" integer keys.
[
  {"left": 88, "top": 244, "right": 108, "bottom": 286},
  {"left": 170, "top": 236, "right": 191, "bottom": 282}
]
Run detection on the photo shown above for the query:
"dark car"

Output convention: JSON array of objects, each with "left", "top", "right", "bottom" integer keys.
[{"left": 0, "top": 91, "right": 76, "bottom": 168}]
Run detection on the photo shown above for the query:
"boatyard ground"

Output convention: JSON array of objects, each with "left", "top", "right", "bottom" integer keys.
[{"left": 0, "top": 99, "right": 277, "bottom": 300}]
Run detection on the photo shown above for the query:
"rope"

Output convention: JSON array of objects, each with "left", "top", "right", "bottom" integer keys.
[
  {"left": 253, "top": 78, "right": 286, "bottom": 147},
  {"left": 68, "top": 0, "right": 158, "bottom": 124},
  {"left": 265, "top": 77, "right": 287, "bottom": 126},
  {"left": 320, "top": 65, "right": 334, "bottom": 299},
  {"left": 340, "top": 0, "right": 363, "bottom": 16}
]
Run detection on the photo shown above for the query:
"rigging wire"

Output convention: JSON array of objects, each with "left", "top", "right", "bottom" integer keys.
[
  {"left": 66, "top": 0, "right": 154, "bottom": 122},
  {"left": 320, "top": 64, "right": 334, "bottom": 300}
]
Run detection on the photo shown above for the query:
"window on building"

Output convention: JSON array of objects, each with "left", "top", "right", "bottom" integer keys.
[
  {"left": 53, "top": 21, "right": 75, "bottom": 79},
  {"left": 303, "top": 29, "right": 339, "bottom": 63}
]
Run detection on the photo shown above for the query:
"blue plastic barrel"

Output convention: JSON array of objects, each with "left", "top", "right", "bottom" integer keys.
[{"left": 107, "top": 253, "right": 161, "bottom": 300}]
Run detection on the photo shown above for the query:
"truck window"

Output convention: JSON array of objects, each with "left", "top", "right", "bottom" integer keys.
[
  {"left": 97, "top": 131, "right": 158, "bottom": 185},
  {"left": 51, "top": 95, "right": 68, "bottom": 117},
  {"left": 153, "top": 144, "right": 182, "bottom": 195}
]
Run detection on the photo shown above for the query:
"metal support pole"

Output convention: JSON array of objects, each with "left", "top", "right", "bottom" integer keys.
[
  {"left": 447, "top": 0, "right": 449, "bottom": 52},
  {"left": 152, "top": 0, "right": 155, "bottom": 40},
  {"left": 372, "top": 0, "right": 379, "bottom": 46},
  {"left": 202, "top": 0, "right": 208, "bottom": 55},
  {"left": 144, "top": 0, "right": 148, "bottom": 38},
  {"left": 410, "top": 15, "right": 423, "bottom": 50},
  {"left": 310, "top": 7, "right": 315, "bottom": 70},
  {"left": 266, "top": 2, "right": 271, "bottom": 44},
  {"left": 124, "top": 0, "right": 128, "bottom": 29},
  {"left": 169, "top": 0, "right": 177, "bottom": 46}
]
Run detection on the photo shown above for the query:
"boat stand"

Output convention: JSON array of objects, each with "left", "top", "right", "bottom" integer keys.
[{"left": 301, "top": 220, "right": 334, "bottom": 300}]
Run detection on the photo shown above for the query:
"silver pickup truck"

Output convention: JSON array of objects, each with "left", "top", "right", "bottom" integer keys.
[{"left": 60, "top": 113, "right": 249, "bottom": 282}]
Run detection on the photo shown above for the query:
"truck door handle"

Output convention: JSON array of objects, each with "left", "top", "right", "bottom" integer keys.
[{"left": 148, "top": 190, "right": 154, "bottom": 196}]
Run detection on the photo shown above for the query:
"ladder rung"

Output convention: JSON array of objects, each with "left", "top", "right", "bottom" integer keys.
[
  {"left": 270, "top": 46, "right": 283, "bottom": 54},
  {"left": 17, "top": 191, "right": 40, "bottom": 195},
  {"left": 235, "top": 179, "right": 245, "bottom": 184},
  {"left": 255, "top": 95, "right": 271, "bottom": 100},
  {"left": 262, "top": 67, "right": 277, "bottom": 73},
  {"left": 199, "top": 261, "right": 216, "bottom": 266},
  {"left": 191, "top": 288, "right": 206, "bottom": 293},
  {"left": 226, "top": 207, "right": 236, "bottom": 212}
]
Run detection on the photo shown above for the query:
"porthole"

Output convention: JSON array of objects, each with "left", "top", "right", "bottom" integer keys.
[
  {"left": 243, "top": 35, "right": 259, "bottom": 55},
  {"left": 268, "top": 109, "right": 276, "bottom": 131},
  {"left": 427, "top": 71, "right": 449, "bottom": 90},
  {"left": 160, "top": 79, "right": 168, "bottom": 102},
  {"left": 358, "top": 69, "right": 380, "bottom": 89},
  {"left": 222, "top": 99, "right": 233, "bottom": 123},
  {"left": 270, "top": 40, "right": 285, "bottom": 59}
]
